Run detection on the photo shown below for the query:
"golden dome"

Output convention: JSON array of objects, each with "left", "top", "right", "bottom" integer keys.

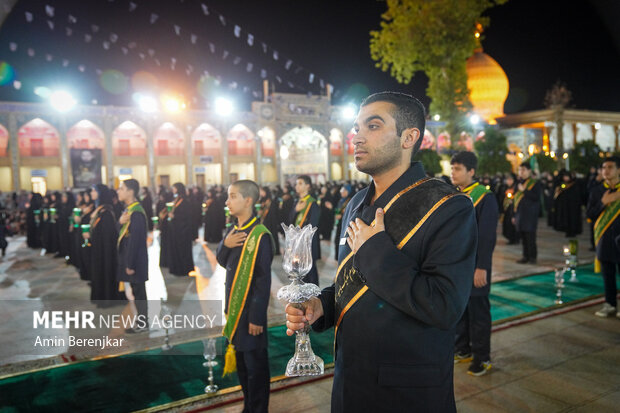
[{"left": 466, "top": 48, "right": 509, "bottom": 125}]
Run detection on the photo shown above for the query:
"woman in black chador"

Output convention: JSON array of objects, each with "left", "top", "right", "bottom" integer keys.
[
  {"left": 333, "top": 184, "right": 354, "bottom": 260},
  {"left": 203, "top": 188, "right": 225, "bottom": 243},
  {"left": 140, "top": 187, "right": 154, "bottom": 231},
  {"left": 78, "top": 191, "right": 95, "bottom": 281},
  {"left": 258, "top": 186, "right": 281, "bottom": 255},
  {"left": 26, "top": 192, "right": 43, "bottom": 249},
  {"left": 166, "top": 182, "right": 195, "bottom": 276},
  {"left": 88, "top": 184, "right": 124, "bottom": 305},
  {"left": 501, "top": 173, "right": 520, "bottom": 244},
  {"left": 56, "top": 191, "right": 75, "bottom": 260},
  {"left": 552, "top": 170, "right": 583, "bottom": 237},
  {"left": 318, "top": 185, "right": 336, "bottom": 241},
  {"left": 157, "top": 189, "right": 173, "bottom": 269}
]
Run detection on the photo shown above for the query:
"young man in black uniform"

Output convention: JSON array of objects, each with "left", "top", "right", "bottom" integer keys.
[
  {"left": 451, "top": 152, "right": 499, "bottom": 376},
  {"left": 586, "top": 156, "right": 620, "bottom": 318},
  {"left": 289, "top": 174, "right": 321, "bottom": 286},
  {"left": 117, "top": 179, "right": 149, "bottom": 333},
  {"left": 285, "top": 92, "right": 477, "bottom": 412},
  {"left": 514, "top": 162, "right": 542, "bottom": 264},
  {"left": 217, "top": 180, "right": 273, "bottom": 413}
]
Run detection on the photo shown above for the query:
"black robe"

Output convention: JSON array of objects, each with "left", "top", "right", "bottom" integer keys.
[
  {"left": 78, "top": 206, "right": 94, "bottom": 281},
  {"left": 318, "top": 193, "right": 336, "bottom": 241},
  {"left": 168, "top": 197, "right": 195, "bottom": 276},
  {"left": 89, "top": 205, "right": 124, "bottom": 305},
  {"left": 204, "top": 196, "right": 226, "bottom": 243},
  {"left": 26, "top": 205, "right": 42, "bottom": 249},
  {"left": 552, "top": 182, "right": 583, "bottom": 237},
  {"left": 259, "top": 199, "right": 281, "bottom": 255},
  {"left": 57, "top": 203, "right": 73, "bottom": 258},
  {"left": 501, "top": 187, "right": 519, "bottom": 244}
]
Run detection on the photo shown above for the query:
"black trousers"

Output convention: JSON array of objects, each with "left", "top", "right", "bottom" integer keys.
[
  {"left": 131, "top": 282, "right": 148, "bottom": 320},
  {"left": 520, "top": 231, "right": 537, "bottom": 260},
  {"left": 455, "top": 295, "right": 491, "bottom": 362},
  {"left": 600, "top": 261, "right": 619, "bottom": 308},
  {"left": 236, "top": 347, "right": 270, "bottom": 413}
]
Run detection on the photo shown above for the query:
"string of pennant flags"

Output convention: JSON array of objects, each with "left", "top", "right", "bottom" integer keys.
[{"left": 5, "top": 0, "right": 340, "bottom": 105}]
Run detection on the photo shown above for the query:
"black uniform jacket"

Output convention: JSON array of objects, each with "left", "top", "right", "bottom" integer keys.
[
  {"left": 515, "top": 180, "right": 542, "bottom": 232},
  {"left": 217, "top": 218, "right": 273, "bottom": 352},
  {"left": 313, "top": 162, "right": 477, "bottom": 413},
  {"left": 117, "top": 210, "right": 149, "bottom": 283},
  {"left": 471, "top": 188, "right": 499, "bottom": 297},
  {"left": 586, "top": 182, "right": 620, "bottom": 263}
]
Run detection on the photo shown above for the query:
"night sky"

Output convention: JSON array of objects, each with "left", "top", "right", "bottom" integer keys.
[{"left": 0, "top": 0, "right": 618, "bottom": 114}]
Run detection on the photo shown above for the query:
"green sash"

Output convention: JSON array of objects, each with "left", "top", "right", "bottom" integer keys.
[
  {"left": 295, "top": 195, "right": 316, "bottom": 226},
  {"left": 222, "top": 223, "right": 271, "bottom": 341},
  {"left": 513, "top": 178, "right": 536, "bottom": 211},
  {"left": 594, "top": 183, "right": 620, "bottom": 246},
  {"left": 463, "top": 182, "right": 491, "bottom": 207},
  {"left": 117, "top": 201, "right": 147, "bottom": 246}
]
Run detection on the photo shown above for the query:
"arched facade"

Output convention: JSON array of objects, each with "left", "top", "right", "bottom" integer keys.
[
  {"left": 67, "top": 120, "right": 105, "bottom": 149},
  {"left": 191, "top": 123, "right": 221, "bottom": 157},
  {"left": 227, "top": 123, "right": 255, "bottom": 156},
  {"left": 0, "top": 124, "right": 8, "bottom": 157},
  {"left": 18, "top": 118, "right": 60, "bottom": 157},
  {"left": 112, "top": 121, "right": 147, "bottom": 157},
  {"left": 154, "top": 122, "right": 184, "bottom": 156}
]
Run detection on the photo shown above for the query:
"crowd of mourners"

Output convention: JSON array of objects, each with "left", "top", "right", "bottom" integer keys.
[{"left": 0, "top": 164, "right": 607, "bottom": 300}]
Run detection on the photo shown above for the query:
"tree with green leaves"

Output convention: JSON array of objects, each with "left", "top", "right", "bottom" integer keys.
[
  {"left": 414, "top": 149, "right": 443, "bottom": 176},
  {"left": 474, "top": 127, "right": 512, "bottom": 175},
  {"left": 370, "top": 0, "right": 507, "bottom": 136}
]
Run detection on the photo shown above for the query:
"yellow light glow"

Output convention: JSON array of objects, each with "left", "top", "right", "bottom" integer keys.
[
  {"left": 517, "top": 153, "right": 524, "bottom": 159},
  {"left": 506, "top": 193, "right": 512, "bottom": 198},
  {"left": 550, "top": 151, "right": 556, "bottom": 158},
  {"left": 528, "top": 144, "right": 536, "bottom": 156},
  {"left": 164, "top": 98, "right": 181, "bottom": 113},
  {"left": 474, "top": 32, "right": 480, "bottom": 39},
  {"left": 542, "top": 144, "right": 548, "bottom": 151},
  {"left": 562, "top": 153, "right": 569, "bottom": 159}
]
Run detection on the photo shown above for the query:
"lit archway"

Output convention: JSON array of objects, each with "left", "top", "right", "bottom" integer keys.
[
  {"left": 227, "top": 124, "right": 255, "bottom": 156},
  {"left": 18, "top": 118, "right": 60, "bottom": 157},
  {"left": 154, "top": 122, "right": 184, "bottom": 156},
  {"left": 280, "top": 126, "right": 328, "bottom": 184},
  {"left": 0, "top": 124, "right": 8, "bottom": 157},
  {"left": 67, "top": 120, "right": 105, "bottom": 149},
  {"left": 258, "top": 127, "right": 276, "bottom": 157},
  {"left": 112, "top": 121, "right": 147, "bottom": 157},
  {"left": 192, "top": 123, "right": 221, "bottom": 156}
]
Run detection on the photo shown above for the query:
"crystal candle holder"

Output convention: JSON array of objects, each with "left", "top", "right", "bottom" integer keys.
[{"left": 277, "top": 223, "right": 323, "bottom": 377}]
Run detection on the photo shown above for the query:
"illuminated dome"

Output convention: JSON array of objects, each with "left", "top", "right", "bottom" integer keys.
[{"left": 466, "top": 48, "right": 509, "bottom": 125}]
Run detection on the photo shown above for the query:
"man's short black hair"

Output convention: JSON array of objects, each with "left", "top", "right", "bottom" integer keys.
[
  {"left": 123, "top": 179, "right": 140, "bottom": 199},
  {"left": 602, "top": 156, "right": 620, "bottom": 168},
  {"left": 232, "top": 180, "right": 260, "bottom": 205},
  {"left": 519, "top": 161, "right": 532, "bottom": 170},
  {"left": 297, "top": 175, "right": 312, "bottom": 186},
  {"left": 360, "top": 91, "right": 426, "bottom": 156},
  {"left": 450, "top": 151, "right": 478, "bottom": 172}
]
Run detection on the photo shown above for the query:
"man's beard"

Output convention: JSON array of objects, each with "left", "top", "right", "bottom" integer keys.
[{"left": 356, "top": 137, "right": 401, "bottom": 176}]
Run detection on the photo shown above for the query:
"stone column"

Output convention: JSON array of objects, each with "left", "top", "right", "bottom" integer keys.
[
  {"left": 572, "top": 123, "right": 578, "bottom": 148},
  {"left": 185, "top": 122, "right": 193, "bottom": 186},
  {"left": 255, "top": 130, "right": 263, "bottom": 184},
  {"left": 58, "top": 116, "right": 69, "bottom": 188},
  {"left": 8, "top": 113, "right": 19, "bottom": 191},
  {"left": 102, "top": 110, "right": 115, "bottom": 187}
]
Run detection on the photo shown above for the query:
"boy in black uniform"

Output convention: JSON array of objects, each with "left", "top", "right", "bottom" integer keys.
[
  {"left": 289, "top": 174, "right": 321, "bottom": 285},
  {"left": 117, "top": 179, "right": 149, "bottom": 333},
  {"left": 451, "top": 152, "right": 499, "bottom": 376},
  {"left": 586, "top": 156, "right": 620, "bottom": 318},
  {"left": 217, "top": 180, "right": 273, "bottom": 413},
  {"left": 514, "top": 162, "right": 542, "bottom": 264}
]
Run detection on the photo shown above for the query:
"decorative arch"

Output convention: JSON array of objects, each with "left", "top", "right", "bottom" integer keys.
[
  {"left": 67, "top": 120, "right": 105, "bottom": 149},
  {"left": 18, "top": 118, "right": 60, "bottom": 157},
  {"left": 345, "top": 128, "right": 355, "bottom": 155},
  {"left": 154, "top": 122, "right": 184, "bottom": 156},
  {"left": 227, "top": 123, "right": 255, "bottom": 156},
  {"left": 329, "top": 128, "right": 343, "bottom": 156},
  {"left": 191, "top": 123, "right": 221, "bottom": 156},
  {"left": 112, "top": 121, "right": 147, "bottom": 157},
  {"left": 281, "top": 126, "right": 327, "bottom": 150},
  {"left": 257, "top": 126, "right": 276, "bottom": 157},
  {"left": 0, "top": 124, "right": 8, "bottom": 157}
]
